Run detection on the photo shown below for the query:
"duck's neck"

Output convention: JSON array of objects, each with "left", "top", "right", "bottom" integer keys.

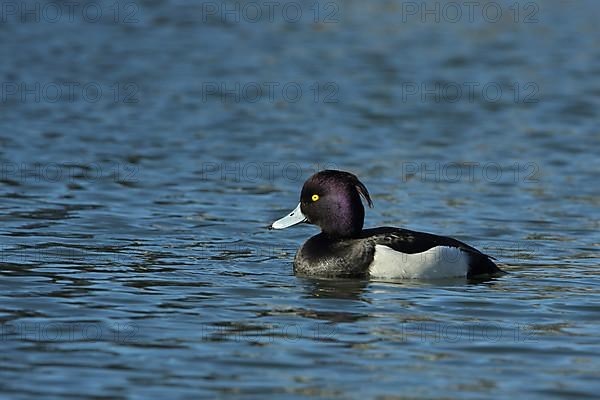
[{"left": 321, "top": 194, "right": 364, "bottom": 238}]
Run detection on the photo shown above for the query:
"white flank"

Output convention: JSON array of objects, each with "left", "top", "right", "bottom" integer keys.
[{"left": 368, "top": 245, "right": 469, "bottom": 279}]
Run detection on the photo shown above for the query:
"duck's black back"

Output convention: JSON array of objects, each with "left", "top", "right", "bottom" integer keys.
[{"left": 294, "top": 227, "right": 501, "bottom": 278}]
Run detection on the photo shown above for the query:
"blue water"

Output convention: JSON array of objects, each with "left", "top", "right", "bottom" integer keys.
[{"left": 1, "top": 0, "right": 599, "bottom": 398}]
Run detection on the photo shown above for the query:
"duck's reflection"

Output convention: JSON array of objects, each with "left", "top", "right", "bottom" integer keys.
[
  {"left": 299, "top": 274, "right": 502, "bottom": 299},
  {"left": 298, "top": 276, "right": 370, "bottom": 301},
  {"left": 291, "top": 277, "right": 371, "bottom": 324}
]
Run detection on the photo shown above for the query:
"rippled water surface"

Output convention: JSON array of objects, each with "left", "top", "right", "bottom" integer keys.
[{"left": 1, "top": 0, "right": 599, "bottom": 398}]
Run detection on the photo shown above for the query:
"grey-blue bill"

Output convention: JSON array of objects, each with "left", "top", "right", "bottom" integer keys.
[{"left": 269, "top": 203, "right": 306, "bottom": 229}]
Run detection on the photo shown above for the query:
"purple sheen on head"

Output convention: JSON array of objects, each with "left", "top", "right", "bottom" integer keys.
[
  {"left": 300, "top": 170, "right": 369, "bottom": 238},
  {"left": 330, "top": 188, "right": 364, "bottom": 236}
]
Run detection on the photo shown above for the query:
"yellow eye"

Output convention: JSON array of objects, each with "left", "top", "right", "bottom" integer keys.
[{"left": 311, "top": 194, "right": 319, "bottom": 202}]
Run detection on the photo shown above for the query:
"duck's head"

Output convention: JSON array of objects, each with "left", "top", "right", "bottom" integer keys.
[{"left": 269, "top": 170, "right": 373, "bottom": 238}]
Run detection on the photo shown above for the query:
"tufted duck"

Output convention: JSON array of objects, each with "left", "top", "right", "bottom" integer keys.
[{"left": 269, "top": 170, "right": 503, "bottom": 279}]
